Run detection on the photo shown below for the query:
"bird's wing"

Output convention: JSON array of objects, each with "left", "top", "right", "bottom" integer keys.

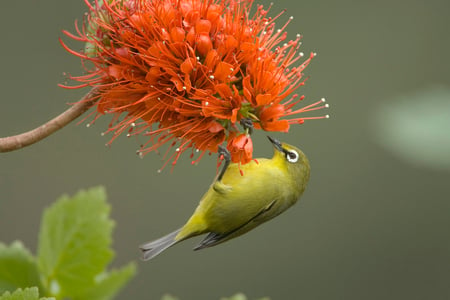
[{"left": 193, "top": 199, "right": 277, "bottom": 250}]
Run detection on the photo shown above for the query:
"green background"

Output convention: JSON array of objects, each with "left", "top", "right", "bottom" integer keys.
[{"left": 1, "top": 0, "right": 450, "bottom": 299}]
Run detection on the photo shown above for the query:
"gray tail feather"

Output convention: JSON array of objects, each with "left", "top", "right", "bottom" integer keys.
[{"left": 139, "top": 228, "right": 182, "bottom": 261}]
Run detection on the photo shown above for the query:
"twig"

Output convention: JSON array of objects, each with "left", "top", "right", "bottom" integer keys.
[{"left": 0, "top": 88, "right": 99, "bottom": 153}]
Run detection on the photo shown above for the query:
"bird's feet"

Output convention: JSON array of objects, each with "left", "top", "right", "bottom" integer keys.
[
  {"left": 240, "top": 118, "right": 254, "bottom": 135},
  {"left": 217, "top": 145, "right": 231, "bottom": 182},
  {"left": 218, "top": 145, "right": 231, "bottom": 162}
]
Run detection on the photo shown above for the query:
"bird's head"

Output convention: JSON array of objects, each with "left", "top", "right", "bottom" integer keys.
[{"left": 267, "top": 136, "right": 311, "bottom": 186}]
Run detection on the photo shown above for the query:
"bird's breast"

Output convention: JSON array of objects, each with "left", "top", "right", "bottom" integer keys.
[{"left": 199, "top": 160, "right": 299, "bottom": 233}]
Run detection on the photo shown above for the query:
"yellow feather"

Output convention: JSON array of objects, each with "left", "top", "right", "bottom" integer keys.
[{"left": 140, "top": 138, "right": 310, "bottom": 260}]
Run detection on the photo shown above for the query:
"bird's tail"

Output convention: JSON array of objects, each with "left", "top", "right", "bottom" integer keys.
[{"left": 139, "top": 228, "right": 182, "bottom": 261}]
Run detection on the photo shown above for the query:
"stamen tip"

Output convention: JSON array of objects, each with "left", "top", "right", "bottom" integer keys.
[
  {"left": 325, "top": 115, "right": 330, "bottom": 119},
  {"left": 321, "top": 98, "right": 326, "bottom": 102}
]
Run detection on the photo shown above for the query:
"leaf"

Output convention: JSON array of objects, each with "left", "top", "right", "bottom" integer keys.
[
  {"left": 371, "top": 86, "right": 450, "bottom": 170},
  {"left": 0, "top": 242, "right": 43, "bottom": 294},
  {"left": 220, "top": 294, "right": 270, "bottom": 300},
  {"left": 160, "top": 295, "right": 179, "bottom": 300},
  {"left": 79, "top": 262, "right": 136, "bottom": 300},
  {"left": 37, "top": 187, "right": 114, "bottom": 298},
  {"left": 0, "top": 287, "right": 54, "bottom": 300},
  {"left": 220, "top": 294, "right": 248, "bottom": 300},
  {"left": 0, "top": 287, "right": 38, "bottom": 300}
]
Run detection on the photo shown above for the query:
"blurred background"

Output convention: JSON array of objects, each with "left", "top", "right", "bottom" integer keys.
[{"left": 1, "top": 0, "right": 450, "bottom": 299}]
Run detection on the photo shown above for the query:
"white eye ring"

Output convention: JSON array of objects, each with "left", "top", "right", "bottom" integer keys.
[{"left": 286, "top": 150, "right": 299, "bottom": 163}]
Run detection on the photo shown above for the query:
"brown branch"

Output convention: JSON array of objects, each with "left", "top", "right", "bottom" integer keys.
[{"left": 0, "top": 88, "right": 99, "bottom": 153}]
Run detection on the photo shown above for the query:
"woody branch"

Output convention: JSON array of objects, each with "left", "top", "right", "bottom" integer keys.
[{"left": 0, "top": 88, "right": 99, "bottom": 153}]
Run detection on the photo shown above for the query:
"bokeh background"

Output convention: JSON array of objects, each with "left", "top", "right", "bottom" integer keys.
[{"left": 1, "top": 0, "right": 450, "bottom": 299}]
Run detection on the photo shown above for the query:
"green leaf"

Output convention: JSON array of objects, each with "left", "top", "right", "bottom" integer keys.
[
  {"left": 220, "top": 294, "right": 270, "bottom": 300},
  {"left": 160, "top": 295, "right": 179, "bottom": 300},
  {"left": 0, "top": 242, "right": 43, "bottom": 294},
  {"left": 79, "top": 262, "right": 136, "bottom": 300},
  {"left": 0, "top": 287, "right": 54, "bottom": 300},
  {"left": 371, "top": 86, "right": 450, "bottom": 170},
  {"left": 0, "top": 287, "right": 38, "bottom": 300},
  {"left": 37, "top": 187, "right": 114, "bottom": 298},
  {"left": 220, "top": 294, "right": 248, "bottom": 300}
]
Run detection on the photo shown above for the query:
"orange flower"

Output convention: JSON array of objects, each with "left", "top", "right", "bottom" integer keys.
[
  {"left": 227, "top": 133, "right": 253, "bottom": 165},
  {"left": 61, "top": 0, "right": 328, "bottom": 168}
]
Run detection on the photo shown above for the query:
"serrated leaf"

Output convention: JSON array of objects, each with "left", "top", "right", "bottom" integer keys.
[
  {"left": 37, "top": 187, "right": 114, "bottom": 298},
  {"left": 0, "top": 287, "right": 54, "bottom": 300},
  {"left": 0, "top": 287, "right": 38, "bottom": 300},
  {"left": 79, "top": 262, "right": 136, "bottom": 300},
  {"left": 0, "top": 242, "right": 43, "bottom": 294}
]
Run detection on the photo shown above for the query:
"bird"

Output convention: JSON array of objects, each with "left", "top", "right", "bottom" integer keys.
[{"left": 140, "top": 136, "right": 311, "bottom": 261}]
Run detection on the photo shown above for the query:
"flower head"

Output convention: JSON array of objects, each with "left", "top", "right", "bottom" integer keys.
[{"left": 62, "top": 0, "right": 328, "bottom": 169}]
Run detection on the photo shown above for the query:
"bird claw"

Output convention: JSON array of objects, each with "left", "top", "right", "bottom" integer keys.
[
  {"left": 218, "top": 145, "right": 231, "bottom": 163},
  {"left": 217, "top": 145, "right": 231, "bottom": 182},
  {"left": 240, "top": 118, "right": 254, "bottom": 135}
]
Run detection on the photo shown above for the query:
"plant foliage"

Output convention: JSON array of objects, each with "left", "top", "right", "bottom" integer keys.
[{"left": 0, "top": 187, "right": 136, "bottom": 300}]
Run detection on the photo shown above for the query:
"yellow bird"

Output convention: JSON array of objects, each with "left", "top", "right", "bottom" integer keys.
[{"left": 140, "top": 136, "right": 310, "bottom": 260}]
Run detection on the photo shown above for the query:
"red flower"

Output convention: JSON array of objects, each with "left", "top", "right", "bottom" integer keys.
[
  {"left": 61, "top": 0, "right": 328, "bottom": 169},
  {"left": 227, "top": 133, "right": 253, "bottom": 165}
]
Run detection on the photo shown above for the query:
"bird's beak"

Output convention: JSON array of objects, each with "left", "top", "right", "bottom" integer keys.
[{"left": 267, "top": 136, "right": 284, "bottom": 153}]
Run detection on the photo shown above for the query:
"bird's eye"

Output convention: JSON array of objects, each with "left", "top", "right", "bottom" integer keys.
[{"left": 286, "top": 150, "right": 299, "bottom": 163}]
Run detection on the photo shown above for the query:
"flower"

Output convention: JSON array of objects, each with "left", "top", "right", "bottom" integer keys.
[
  {"left": 227, "top": 132, "right": 253, "bottom": 165},
  {"left": 61, "top": 0, "right": 328, "bottom": 169}
]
